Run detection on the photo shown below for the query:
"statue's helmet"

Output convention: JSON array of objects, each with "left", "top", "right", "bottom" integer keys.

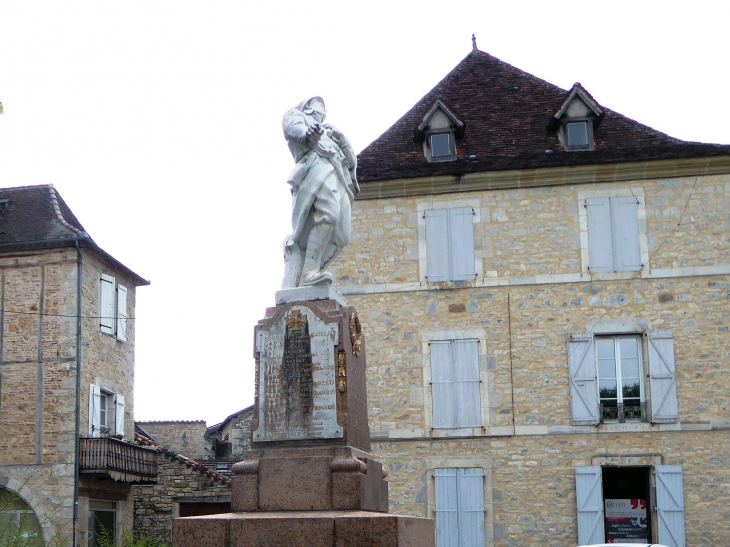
[{"left": 298, "top": 97, "right": 326, "bottom": 120}]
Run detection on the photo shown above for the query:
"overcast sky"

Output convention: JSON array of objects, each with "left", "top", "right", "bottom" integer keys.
[{"left": 1, "top": 1, "right": 728, "bottom": 425}]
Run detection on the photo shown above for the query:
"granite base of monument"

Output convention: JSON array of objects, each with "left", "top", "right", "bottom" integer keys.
[{"left": 172, "top": 295, "right": 434, "bottom": 547}]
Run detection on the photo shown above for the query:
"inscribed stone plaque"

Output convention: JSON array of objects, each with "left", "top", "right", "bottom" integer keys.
[{"left": 253, "top": 306, "right": 343, "bottom": 441}]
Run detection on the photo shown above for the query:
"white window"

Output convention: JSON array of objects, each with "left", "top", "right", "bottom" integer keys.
[
  {"left": 434, "top": 468, "right": 485, "bottom": 547},
  {"left": 568, "top": 332, "right": 678, "bottom": 425},
  {"left": 586, "top": 196, "right": 642, "bottom": 272},
  {"left": 99, "top": 274, "right": 128, "bottom": 342},
  {"left": 425, "top": 207, "right": 476, "bottom": 282},
  {"left": 89, "top": 385, "right": 125, "bottom": 437},
  {"left": 597, "top": 336, "right": 645, "bottom": 422},
  {"left": 88, "top": 500, "right": 117, "bottom": 547},
  {"left": 431, "top": 340, "right": 481, "bottom": 428}
]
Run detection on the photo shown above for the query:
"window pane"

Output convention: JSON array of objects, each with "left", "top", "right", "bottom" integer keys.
[
  {"left": 621, "top": 357, "right": 640, "bottom": 379},
  {"left": 431, "top": 134, "right": 451, "bottom": 157},
  {"left": 596, "top": 339, "right": 615, "bottom": 360},
  {"left": 567, "top": 122, "right": 588, "bottom": 146},
  {"left": 619, "top": 337, "right": 639, "bottom": 359},
  {"left": 599, "top": 380, "right": 617, "bottom": 400},
  {"left": 623, "top": 382, "right": 641, "bottom": 398}
]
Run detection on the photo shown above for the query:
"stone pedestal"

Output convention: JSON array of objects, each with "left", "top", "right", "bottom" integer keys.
[{"left": 172, "top": 293, "right": 434, "bottom": 547}]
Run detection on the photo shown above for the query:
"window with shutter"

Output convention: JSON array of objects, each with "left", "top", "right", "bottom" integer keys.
[
  {"left": 567, "top": 334, "right": 600, "bottom": 425},
  {"left": 435, "top": 468, "right": 485, "bottom": 547},
  {"left": 648, "top": 333, "right": 678, "bottom": 423},
  {"left": 115, "top": 394, "right": 125, "bottom": 436},
  {"left": 586, "top": 196, "right": 641, "bottom": 273},
  {"left": 100, "top": 274, "right": 116, "bottom": 335},
  {"left": 431, "top": 339, "right": 481, "bottom": 428},
  {"left": 425, "top": 207, "right": 476, "bottom": 282},
  {"left": 116, "top": 285, "right": 128, "bottom": 342},
  {"left": 655, "top": 465, "right": 686, "bottom": 547},
  {"left": 89, "top": 384, "right": 102, "bottom": 436}
]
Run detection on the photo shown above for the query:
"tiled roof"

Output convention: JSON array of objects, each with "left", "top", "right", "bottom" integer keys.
[
  {"left": 134, "top": 427, "right": 231, "bottom": 486},
  {"left": 205, "top": 405, "right": 254, "bottom": 437},
  {"left": 356, "top": 49, "right": 730, "bottom": 183},
  {"left": 0, "top": 185, "right": 148, "bottom": 285}
]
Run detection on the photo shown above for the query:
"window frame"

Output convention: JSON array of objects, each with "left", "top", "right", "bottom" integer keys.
[
  {"left": 596, "top": 335, "right": 646, "bottom": 423},
  {"left": 561, "top": 116, "right": 595, "bottom": 151},
  {"left": 428, "top": 132, "right": 455, "bottom": 162},
  {"left": 430, "top": 339, "right": 482, "bottom": 429},
  {"left": 99, "top": 273, "right": 129, "bottom": 342},
  {"left": 88, "top": 499, "right": 117, "bottom": 547},
  {"left": 434, "top": 467, "right": 486, "bottom": 547}
]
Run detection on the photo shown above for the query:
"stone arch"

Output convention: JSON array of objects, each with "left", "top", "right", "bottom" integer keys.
[{"left": 0, "top": 474, "right": 55, "bottom": 546}]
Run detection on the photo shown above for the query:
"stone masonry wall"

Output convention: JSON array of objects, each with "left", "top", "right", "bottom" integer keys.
[
  {"left": 133, "top": 454, "right": 231, "bottom": 546},
  {"left": 137, "top": 421, "right": 210, "bottom": 460}
]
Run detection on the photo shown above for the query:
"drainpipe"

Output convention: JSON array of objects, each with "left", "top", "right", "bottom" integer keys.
[{"left": 72, "top": 234, "right": 87, "bottom": 547}]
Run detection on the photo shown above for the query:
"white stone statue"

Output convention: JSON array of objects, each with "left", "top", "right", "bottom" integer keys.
[{"left": 281, "top": 97, "right": 359, "bottom": 288}]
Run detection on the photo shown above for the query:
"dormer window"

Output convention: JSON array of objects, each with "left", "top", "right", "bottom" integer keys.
[
  {"left": 415, "top": 99, "right": 464, "bottom": 163},
  {"left": 548, "top": 83, "right": 604, "bottom": 153}
]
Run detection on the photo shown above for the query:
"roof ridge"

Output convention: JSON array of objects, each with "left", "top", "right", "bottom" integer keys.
[
  {"left": 46, "top": 185, "right": 83, "bottom": 236},
  {"left": 134, "top": 431, "right": 232, "bottom": 486}
]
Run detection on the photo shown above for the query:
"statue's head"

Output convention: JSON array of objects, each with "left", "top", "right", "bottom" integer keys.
[{"left": 300, "top": 96, "right": 326, "bottom": 124}]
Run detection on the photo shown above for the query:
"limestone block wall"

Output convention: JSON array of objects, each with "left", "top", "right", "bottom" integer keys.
[
  {"left": 373, "top": 429, "right": 730, "bottom": 546},
  {"left": 137, "top": 421, "right": 210, "bottom": 460},
  {"left": 132, "top": 455, "right": 231, "bottom": 545}
]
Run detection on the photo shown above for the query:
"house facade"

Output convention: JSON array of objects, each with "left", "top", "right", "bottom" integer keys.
[
  {"left": 331, "top": 49, "right": 730, "bottom": 546},
  {"left": 0, "top": 185, "right": 153, "bottom": 547}
]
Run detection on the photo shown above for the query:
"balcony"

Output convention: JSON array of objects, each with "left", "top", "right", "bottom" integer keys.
[
  {"left": 600, "top": 402, "right": 647, "bottom": 423},
  {"left": 79, "top": 437, "right": 158, "bottom": 483}
]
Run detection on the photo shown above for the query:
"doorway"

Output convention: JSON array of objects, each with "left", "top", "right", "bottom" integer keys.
[{"left": 601, "top": 466, "right": 652, "bottom": 544}]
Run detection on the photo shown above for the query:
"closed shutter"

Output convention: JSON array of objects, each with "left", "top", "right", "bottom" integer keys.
[
  {"left": 449, "top": 207, "right": 476, "bottom": 281},
  {"left": 586, "top": 198, "right": 614, "bottom": 272},
  {"left": 100, "top": 274, "right": 115, "bottom": 334},
  {"left": 648, "top": 332, "right": 678, "bottom": 423},
  {"left": 452, "top": 340, "right": 481, "bottom": 427},
  {"left": 456, "top": 468, "right": 485, "bottom": 547},
  {"left": 115, "top": 394, "right": 125, "bottom": 436},
  {"left": 434, "top": 468, "right": 458, "bottom": 547},
  {"left": 116, "top": 284, "right": 128, "bottom": 342},
  {"left": 611, "top": 196, "right": 642, "bottom": 271},
  {"left": 431, "top": 341, "right": 454, "bottom": 428},
  {"left": 426, "top": 209, "right": 450, "bottom": 282},
  {"left": 575, "top": 466, "right": 604, "bottom": 545},
  {"left": 89, "top": 384, "right": 101, "bottom": 436},
  {"left": 656, "top": 465, "right": 686, "bottom": 547},
  {"left": 567, "top": 334, "right": 599, "bottom": 425}
]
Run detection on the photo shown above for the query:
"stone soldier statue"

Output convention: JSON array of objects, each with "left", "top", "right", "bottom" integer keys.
[{"left": 281, "top": 97, "right": 358, "bottom": 288}]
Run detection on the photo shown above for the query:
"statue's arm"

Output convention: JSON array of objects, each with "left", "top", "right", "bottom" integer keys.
[{"left": 283, "top": 109, "right": 321, "bottom": 149}]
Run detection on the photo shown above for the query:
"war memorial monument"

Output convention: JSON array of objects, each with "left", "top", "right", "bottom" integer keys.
[{"left": 171, "top": 98, "right": 434, "bottom": 546}]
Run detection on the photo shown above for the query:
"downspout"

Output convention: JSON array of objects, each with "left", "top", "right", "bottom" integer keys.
[{"left": 73, "top": 236, "right": 85, "bottom": 547}]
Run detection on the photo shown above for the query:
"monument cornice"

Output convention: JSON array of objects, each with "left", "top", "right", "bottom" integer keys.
[{"left": 355, "top": 155, "right": 730, "bottom": 199}]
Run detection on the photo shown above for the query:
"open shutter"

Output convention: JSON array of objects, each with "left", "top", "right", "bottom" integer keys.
[
  {"left": 115, "top": 394, "right": 125, "bottom": 436},
  {"left": 452, "top": 340, "right": 481, "bottom": 427},
  {"left": 586, "top": 198, "right": 614, "bottom": 272},
  {"left": 431, "top": 341, "right": 455, "bottom": 428},
  {"left": 425, "top": 209, "right": 450, "bottom": 282},
  {"left": 575, "top": 466, "right": 605, "bottom": 545},
  {"left": 116, "top": 284, "right": 128, "bottom": 342},
  {"left": 610, "top": 196, "right": 642, "bottom": 271},
  {"left": 648, "top": 332, "right": 678, "bottom": 423},
  {"left": 448, "top": 207, "right": 476, "bottom": 281},
  {"left": 567, "top": 334, "right": 599, "bottom": 425},
  {"left": 456, "top": 468, "right": 485, "bottom": 547},
  {"left": 89, "top": 384, "right": 101, "bottom": 436},
  {"left": 100, "top": 274, "right": 115, "bottom": 335},
  {"left": 434, "top": 469, "right": 458, "bottom": 547},
  {"left": 656, "top": 465, "right": 686, "bottom": 547}
]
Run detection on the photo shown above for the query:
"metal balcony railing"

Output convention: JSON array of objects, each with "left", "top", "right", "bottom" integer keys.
[
  {"left": 600, "top": 402, "right": 647, "bottom": 423},
  {"left": 79, "top": 437, "right": 157, "bottom": 482}
]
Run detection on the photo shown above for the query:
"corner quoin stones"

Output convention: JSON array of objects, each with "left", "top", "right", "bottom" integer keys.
[{"left": 253, "top": 306, "right": 343, "bottom": 442}]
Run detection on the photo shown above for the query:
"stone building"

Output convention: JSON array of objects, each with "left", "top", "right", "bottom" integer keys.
[
  {"left": 331, "top": 48, "right": 730, "bottom": 546},
  {"left": 203, "top": 405, "right": 254, "bottom": 466},
  {"left": 135, "top": 420, "right": 211, "bottom": 461},
  {"left": 0, "top": 185, "right": 154, "bottom": 547}
]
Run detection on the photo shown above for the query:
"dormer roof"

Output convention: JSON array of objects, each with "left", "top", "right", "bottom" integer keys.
[
  {"left": 548, "top": 82, "right": 605, "bottom": 131},
  {"left": 415, "top": 99, "right": 465, "bottom": 142},
  {"left": 356, "top": 49, "right": 730, "bottom": 184}
]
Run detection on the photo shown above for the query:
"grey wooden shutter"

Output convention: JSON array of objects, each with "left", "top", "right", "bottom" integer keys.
[
  {"left": 115, "top": 394, "right": 125, "bottom": 436},
  {"left": 610, "top": 196, "right": 642, "bottom": 271},
  {"left": 116, "top": 284, "right": 128, "bottom": 342},
  {"left": 586, "top": 198, "right": 614, "bottom": 272},
  {"left": 575, "top": 466, "right": 605, "bottom": 545},
  {"left": 100, "top": 274, "right": 115, "bottom": 334},
  {"left": 452, "top": 340, "right": 481, "bottom": 427},
  {"left": 648, "top": 332, "right": 678, "bottom": 423},
  {"left": 89, "top": 384, "right": 101, "bottom": 436},
  {"left": 434, "top": 468, "right": 458, "bottom": 547},
  {"left": 567, "top": 334, "right": 599, "bottom": 425},
  {"left": 426, "top": 209, "right": 450, "bottom": 282},
  {"left": 431, "top": 341, "right": 455, "bottom": 428},
  {"left": 456, "top": 468, "right": 485, "bottom": 547},
  {"left": 655, "top": 465, "right": 686, "bottom": 547},
  {"left": 448, "top": 207, "right": 476, "bottom": 281}
]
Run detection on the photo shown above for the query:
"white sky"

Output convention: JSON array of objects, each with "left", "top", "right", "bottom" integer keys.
[{"left": 1, "top": 1, "right": 728, "bottom": 425}]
